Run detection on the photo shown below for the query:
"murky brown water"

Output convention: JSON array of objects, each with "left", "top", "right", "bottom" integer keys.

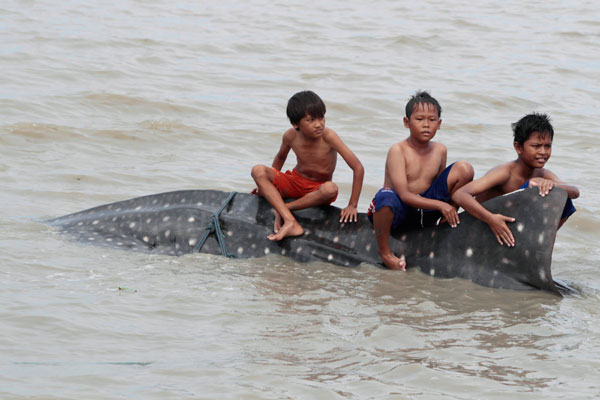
[{"left": 2, "top": 1, "right": 599, "bottom": 398}]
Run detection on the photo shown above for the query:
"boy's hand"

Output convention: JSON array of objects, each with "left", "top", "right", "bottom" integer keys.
[
  {"left": 439, "top": 203, "right": 459, "bottom": 228},
  {"left": 529, "top": 178, "right": 554, "bottom": 197},
  {"left": 340, "top": 205, "right": 358, "bottom": 223},
  {"left": 487, "top": 213, "right": 516, "bottom": 247}
]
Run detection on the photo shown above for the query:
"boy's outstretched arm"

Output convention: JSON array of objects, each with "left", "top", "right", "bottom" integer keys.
[
  {"left": 451, "top": 169, "right": 516, "bottom": 247},
  {"left": 324, "top": 130, "right": 364, "bottom": 223}
]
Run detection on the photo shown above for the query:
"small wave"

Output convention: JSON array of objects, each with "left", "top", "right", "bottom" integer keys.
[{"left": 3, "top": 123, "right": 84, "bottom": 141}]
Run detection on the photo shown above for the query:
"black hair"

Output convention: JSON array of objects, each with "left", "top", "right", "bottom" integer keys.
[
  {"left": 405, "top": 90, "right": 442, "bottom": 119},
  {"left": 512, "top": 113, "right": 554, "bottom": 146},
  {"left": 286, "top": 90, "right": 326, "bottom": 126}
]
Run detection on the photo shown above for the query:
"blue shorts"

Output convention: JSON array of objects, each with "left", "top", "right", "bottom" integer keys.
[
  {"left": 367, "top": 163, "right": 455, "bottom": 230},
  {"left": 519, "top": 181, "right": 576, "bottom": 220}
]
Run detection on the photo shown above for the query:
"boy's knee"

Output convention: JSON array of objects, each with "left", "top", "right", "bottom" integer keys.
[
  {"left": 319, "top": 182, "right": 338, "bottom": 200},
  {"left": 453, "top": 161, "right": 474, "bottom": 181},
  {"left": 251, "top": 164, "right": 268, "bottom": 179}
]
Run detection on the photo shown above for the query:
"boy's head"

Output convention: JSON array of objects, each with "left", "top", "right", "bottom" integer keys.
[
  {"left": 286, "top": 91, "right": 326, "bottom": 126},
  {"left": 512, "top": 113, "right": 554, "bottom": 146},
  {"left": 405, "top": 91, "right": 442, "bottom": 119}
]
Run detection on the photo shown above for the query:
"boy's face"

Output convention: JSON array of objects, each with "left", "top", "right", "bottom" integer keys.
[
  {"left": 294, "top": 113, "right": 325, "bottom": 139},
  {"left": 403, "top": 103, "right": 441, "bottom": 142},
  {"left": 514, "top": 131, "right": 552, "bottom": 168}
]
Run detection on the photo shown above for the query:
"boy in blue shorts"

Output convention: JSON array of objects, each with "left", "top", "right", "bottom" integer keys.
[
  {"left": 452, "top": 113, "right": 579, "bottom": 247},
  {"left": 367, "top": 91, "right": 474, "bottom": 270}
]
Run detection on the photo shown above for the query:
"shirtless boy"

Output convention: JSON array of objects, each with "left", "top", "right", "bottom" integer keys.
[
  {"left": 367, "top": 91, "right": 474, "bottom": 270},
  {"left": 452, "top": 113, "right": 579, "bottom": 247},
  {"left": 251, "top": 90, "right": 364, "bottom": 241}
]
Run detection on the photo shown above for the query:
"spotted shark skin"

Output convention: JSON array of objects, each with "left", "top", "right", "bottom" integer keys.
[{"left": 48, "top": 187, "right": 568, "bottom": 295}]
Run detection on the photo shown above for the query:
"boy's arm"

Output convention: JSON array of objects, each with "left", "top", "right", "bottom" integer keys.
[
  {"left": 323, "top": 130, "right": 364, "bottom": 223},
  {"left": 387, "top": 144, "right": 459, "bottom": 227},
  {"left": 451, "top": 168, "right": 516, "bottom": 246},
  {"left": 532, "top": 170, "right": 580, "bottom": 199},
  {"left": 271, "top": 130, "right": 293, "bottom": 171}
]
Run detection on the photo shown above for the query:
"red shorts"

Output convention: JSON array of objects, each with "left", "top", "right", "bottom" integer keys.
[{"left": 273, "top": 168, "right": 337, "bottom": 203}]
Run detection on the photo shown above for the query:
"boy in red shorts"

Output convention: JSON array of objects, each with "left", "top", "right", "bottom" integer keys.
[{"left": 251, "top": 90, "right": 364, "bottom": 241}]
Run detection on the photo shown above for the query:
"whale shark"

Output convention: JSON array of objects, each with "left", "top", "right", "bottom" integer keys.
[{"left": 48, "top": 187, "right": 570, "bottom": 295}]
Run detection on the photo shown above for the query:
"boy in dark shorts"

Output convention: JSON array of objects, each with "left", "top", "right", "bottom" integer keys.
[
  {"left": 251, "top": 91, "right": 364, "bottom": 241},
  {"left": 367, "top": 91, "right": 474, "bottom": 270},
  {"left": 452, "top": 113, "right": 579, "bottom": 247}
]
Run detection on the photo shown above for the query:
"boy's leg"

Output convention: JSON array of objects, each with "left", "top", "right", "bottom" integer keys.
[
  {"left": 372, "top": 207, "right": 406, "bottom": 271},
  {"left": 251, "top": 165, "right": 303, "bottom": 241},
  {"left": 446, "top": 161, "right": 474, "bottom": 201},
  {"left": 283, "top": 181, "right": 338, "bottom": 212}
]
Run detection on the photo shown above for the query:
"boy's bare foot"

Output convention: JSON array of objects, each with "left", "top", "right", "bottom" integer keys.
[
  {"left": 381, "top": 253, "right": 406, "bottom": 271},
  {"left": 268, "top": 220, "right": 303, "bottom": 241},
  {"left": 273, "top": 209, "right": 283, "bottom": 233}
]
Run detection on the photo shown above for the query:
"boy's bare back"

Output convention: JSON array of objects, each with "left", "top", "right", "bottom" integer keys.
[{"left": 474, "top": 161, "right": 550, "bottom": 203}]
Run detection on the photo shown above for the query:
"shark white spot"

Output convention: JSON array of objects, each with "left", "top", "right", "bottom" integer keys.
[
  {"left": 538, "top": 233, "right": 544, "bottom": 244},
  {"left": 92, "top": 220, "right": 99, "bottom": 225},
  {"left": 429, "top": 251, "right": 435, "bottom": 259},
  {"left": 539, "top": 269, "right": 546, "bottom": 280},
  {"left": 164, "top": 230, "right": 171, "bottom": 238},
  {"left": 429, "top": 268, "right": 435, "bottom": 276},
  {"left": 327, "top": 254, "right": 333, "bottom": 261},
  {"left": 143, "top": 236, "right": 149, "bottom": 242},
  {"left": 517, "top": 223, "right": 524, "bottom": 232},
  {"left": 188, "top": 238, "right": 197, "bottom": 246},
  {"left": 188, "top": 217, "right": 195, "bottom": 223},
  {"left": 237, "top": 247, "right": 244, "bottom": 254},
  {"left": 466, "top": 248, "right": 473, "bottom": 257},
  {"left": 227, "top": 231, "right": 233, "bottom": 237},
  {"left": 129, "top": 222, "right": 136, "bottom": 228},
  {"left": 135, "top": 206, "right": 142, "bottom": 211},
  {"left": 333, "top": 236, "right": 339, "bottom": 243},
  {"left": 365, "top": 244, "right": 371, "bottom": 251},
  {"left": 162, "top": 216, "right": 170, "bottom": 222},
  {"left": 264, "top": 247, "right": 270, "bottom": 255}
]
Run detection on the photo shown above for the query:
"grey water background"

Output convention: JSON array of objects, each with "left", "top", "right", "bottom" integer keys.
[{"left": 1, "top": 0, "right": 599, "bottom": 398}]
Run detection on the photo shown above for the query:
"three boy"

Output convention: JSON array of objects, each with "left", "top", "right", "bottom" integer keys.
[{"left": 252, "top": 90, "right": 578, "bottom": 271}]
